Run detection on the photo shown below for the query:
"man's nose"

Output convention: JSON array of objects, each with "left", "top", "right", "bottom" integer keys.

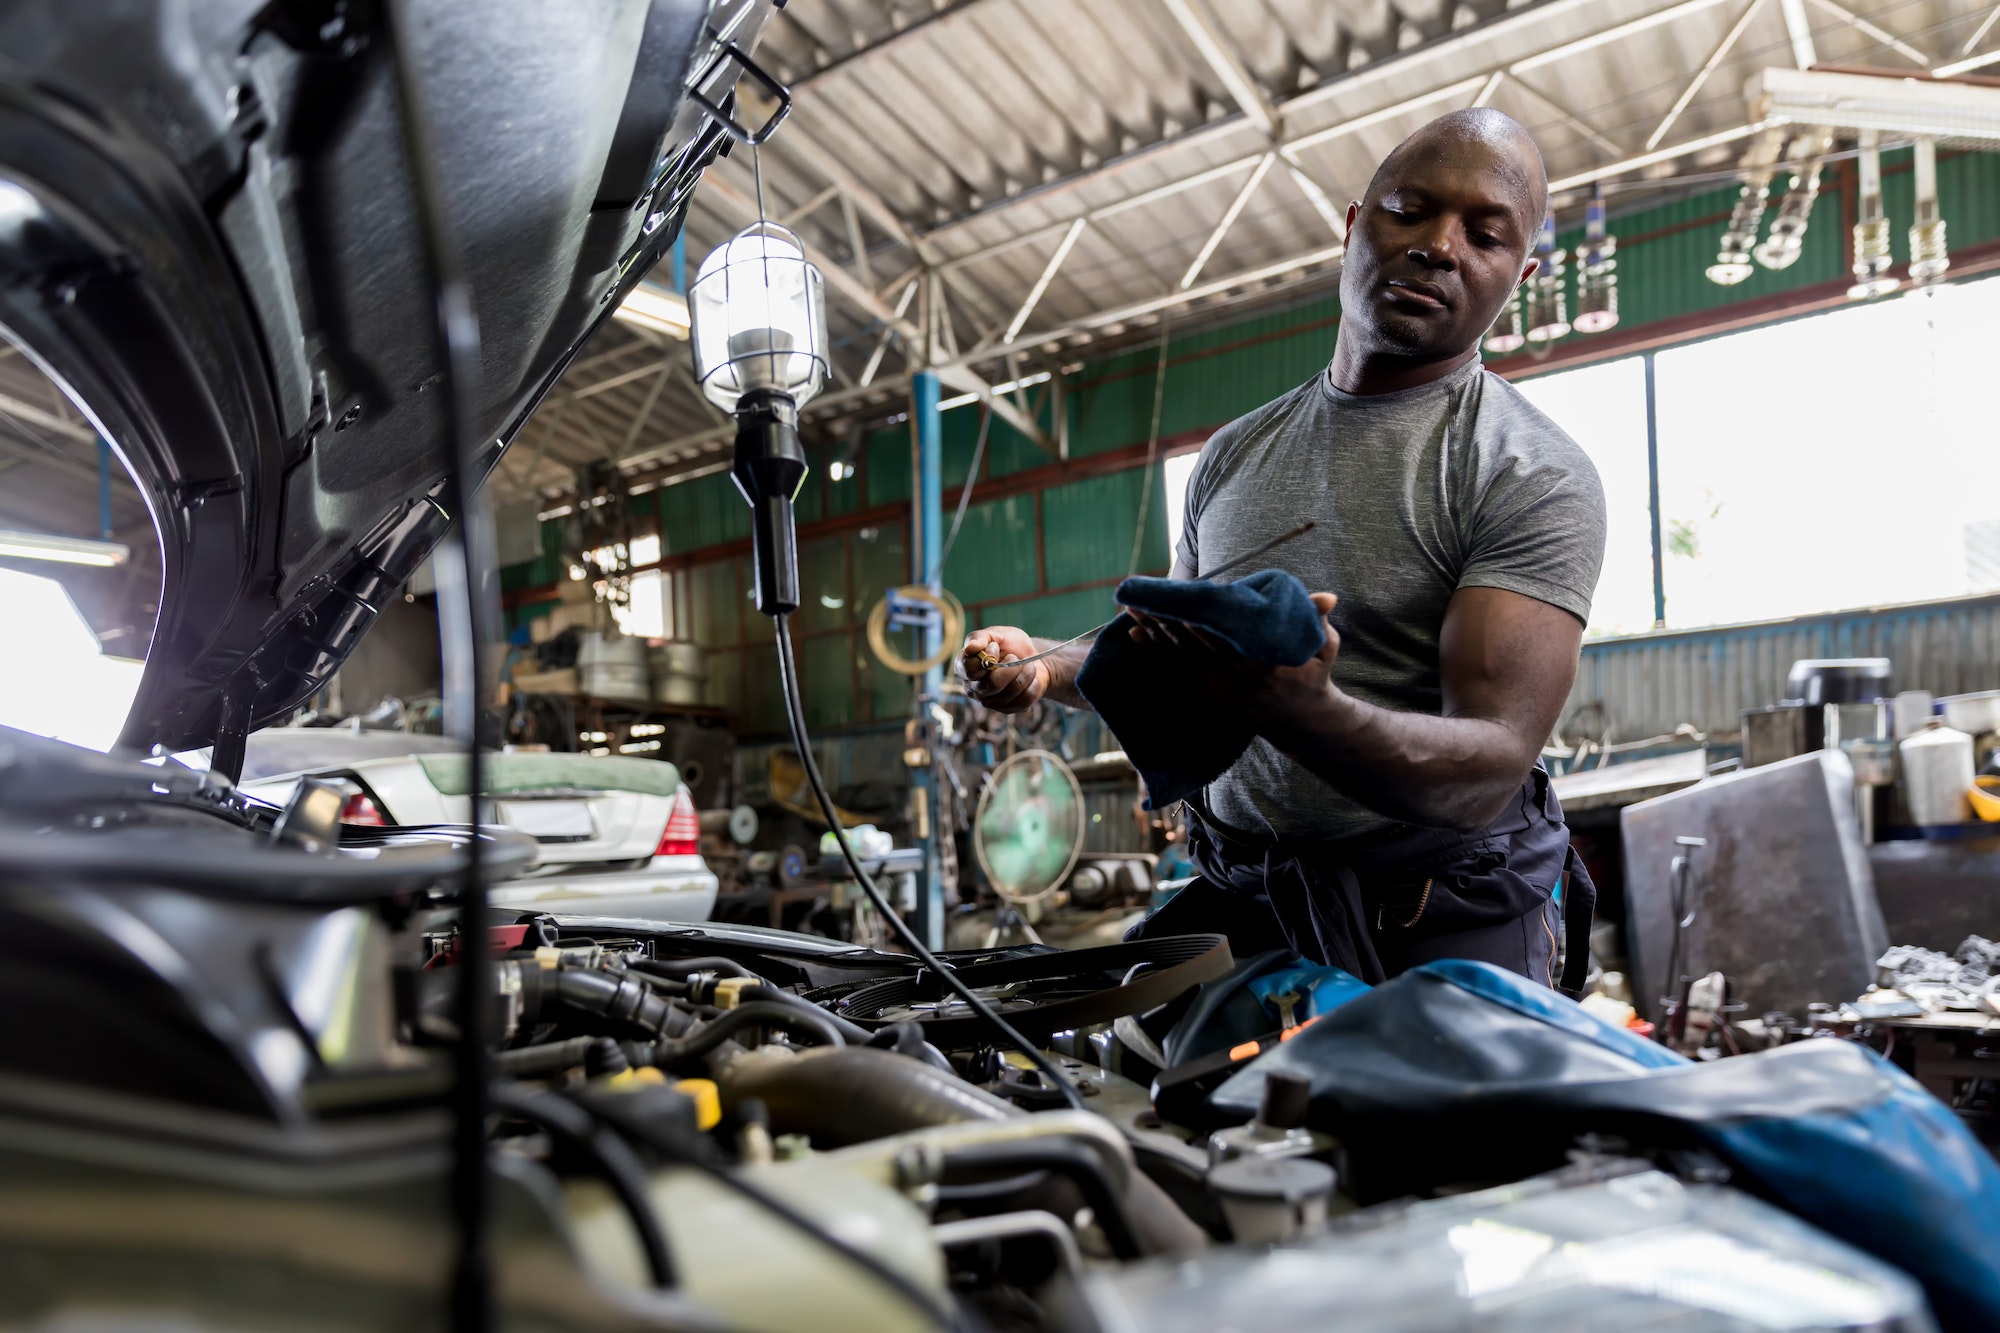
[{"left": 1406, "top": 221, "right": 1460, "bottom": 270}]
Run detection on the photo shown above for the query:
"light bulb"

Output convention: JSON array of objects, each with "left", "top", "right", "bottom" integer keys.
[
  {"left": 1525, "top": 209, "right": 1568, "bottom": 343},
  {"left": 1752, "top": 132, "right": 1829, "bottom": 272},
  {"left": 1908, "top": 136, "right": 1949, "bottom": 288},
  {"left": 1573, "top": 187, "right": 1619, "bottom": 334},
  {"left": 1484, "top": 290, "right": 1526, "bottom": 354},
  {"left": 1848, "top": 130, "right": 1899, "bottom": 300},
  {"left": 1706, "top": 129, "right": 1786, "bottom": 286},
  {"left": 688, "top": 222, "right": 828, "bottom": 415}
]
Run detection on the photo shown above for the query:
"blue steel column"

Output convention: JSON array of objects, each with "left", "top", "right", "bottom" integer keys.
[
  {"left": 97, "top": 439, "right": 113, "bottom": 540},
  {"left": 1644, "top": 351, "right": 1666, "bottom": 629},
  {"left": 911, "top": 369, "right": 945, "bottom": 949}
]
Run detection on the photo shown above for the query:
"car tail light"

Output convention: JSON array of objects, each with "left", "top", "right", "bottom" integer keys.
[
  {"left": 339, "top": 791, "right": 388, "bottom": 826},
  {"left": 655, "top": 786, "right": 700, "bottom": 857}
]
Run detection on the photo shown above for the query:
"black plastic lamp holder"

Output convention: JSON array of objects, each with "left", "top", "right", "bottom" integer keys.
[{"left": 731, "top": 387, "right": 808, "bottom": 616}]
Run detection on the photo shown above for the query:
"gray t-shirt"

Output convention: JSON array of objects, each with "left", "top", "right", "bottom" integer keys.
[{"left": 1178, "top": 357, "right": 1606, "bottom": 839}]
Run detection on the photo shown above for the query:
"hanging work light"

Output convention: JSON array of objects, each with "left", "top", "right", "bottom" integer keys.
[
  {"left": 688, "top": 221, "right": 829, "bottom": 615},
  {"left": 1752, "top": 131, "right": 1830, "bottom": 272},
  {"left": 1573, "top": 187, "right": 1619, "bottom": 334},
  {"left": 1848, "top": 130, "right": 1898, "bottom": 300},
  {"left": 1909, "top": 135, "right": 1950, "bottom": 288},
  {"left": 1525, "top": 210, "right": 1569, "bottom": 343},
  {"left": 1483, "top": 288, "right": 1526, "bottom": 354},
  {"left": 1707, "top": 129, "right": 1785, "bottom": 285}
]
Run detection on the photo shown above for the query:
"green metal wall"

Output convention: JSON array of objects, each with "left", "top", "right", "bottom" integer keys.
[{"left": 502, "top": 149, "right": 2000, "bottom": 737}]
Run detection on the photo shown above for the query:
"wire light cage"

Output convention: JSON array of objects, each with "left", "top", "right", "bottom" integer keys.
[{"left": 687, "top": 220, "right": 828, "bottom": 414}]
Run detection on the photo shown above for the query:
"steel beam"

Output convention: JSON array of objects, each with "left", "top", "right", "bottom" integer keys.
[
  {"left": 920, "top": 0, "right": 1726, "bottom": 252},
  {"left": 1182, "top": 153, "right": 1274, "bottom": 290},
  {"left": 1162, "top": 0, "right": 1278, "bottom": 136},
  {"left": 1004, "top": 218, "right": 1088, "bottom": 342},
  {"left": 1964, "top": 4, "right": 2000, "bottom": 56},
  {"left": 1805, "top": 0, "right": 1929, "bottom": 65},
  {"left": 0, "top": 390, "right": 93, "bottom": 443},
  {"left": 1647, "top": 0, "right": 1764, "bottom": 151},
  {"left": 1777, "top": 0, "right": 1819, "bottom": 68}
]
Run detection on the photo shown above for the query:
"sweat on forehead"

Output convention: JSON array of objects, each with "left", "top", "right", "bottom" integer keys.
[{"left": 1365, "top": 108, "right": 1549, "bottom": 225}]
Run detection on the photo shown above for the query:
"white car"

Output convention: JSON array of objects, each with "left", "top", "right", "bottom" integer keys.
[{"left": 236, "top": 728, "right": 718, "bottom": 923}]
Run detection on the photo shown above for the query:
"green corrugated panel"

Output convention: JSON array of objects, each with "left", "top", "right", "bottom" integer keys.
[
  {"left": 1040, "top": 468, "right": 1168, "bottom": 590},
  {"left": 800, "top": 630, "right": 856, "bottom": 729},
  {"left": 861, "top": 643, "right": 912, "bottom": 722},
  {"left": 706, "top": 647, "right": 743, "bottom": 715},
  {"left": 742, "top": 641, "right": 783, "bottom": 735},
  {"left": 941, "top": 495, "right": 1039, "bottom": 606},
  {"left": 851, "top": 523, "right": 908, "bottom": 618},
  {"left": 865, "top": 422, "right": 912, "bottom": 507},
  {"left": 690, "top": 560, "right": 741, "bottom": 649},
  {"left": 659, "top": 470, "right": 750, "bottom": 554},
  {"left": 977, "top": 586, "right": 1119, "bottom": 641},
  {"left": 796, "top": 533, "right": 851, "bottom": 635}
]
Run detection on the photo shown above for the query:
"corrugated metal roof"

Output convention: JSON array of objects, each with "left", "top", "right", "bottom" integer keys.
[{"left": 499, "top": 0, "right": 2000, "bottom": 506}]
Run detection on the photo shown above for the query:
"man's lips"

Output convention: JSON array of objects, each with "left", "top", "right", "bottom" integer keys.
[{"left": 1383, "top": 278, "right": 1449, "bottom": 310}]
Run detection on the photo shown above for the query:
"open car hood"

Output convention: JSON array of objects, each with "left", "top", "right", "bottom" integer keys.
[{"left": 0, "top": 0, "right": 771, "bottom": 752}]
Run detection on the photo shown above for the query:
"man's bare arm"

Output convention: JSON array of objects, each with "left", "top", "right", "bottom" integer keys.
[
  {"left": 1267, "top": 587, "right": 1580, "bottom": 829},
  {"left": 1134, "top": 585, "right": 1579, "bottom": 830}
]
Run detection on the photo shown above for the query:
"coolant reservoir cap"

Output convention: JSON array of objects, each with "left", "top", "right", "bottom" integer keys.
[
  {"left": 1208, "top": 1155, "right": 1335, "bottom": 1203},
  {"left": 1258, "top": 1070, "right": 1312, "bottom": 1129}
]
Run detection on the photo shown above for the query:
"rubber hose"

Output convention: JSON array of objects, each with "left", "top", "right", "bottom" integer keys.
[
  {"left": 738, "top": 982, "right": 875, "bottom": 1044},
  {"left": 715, "top": 1046, "right": 1209, "bottom": 1254},
  {"left": 714, "top": 1045, "right": 1020, "bottom": 1143},
  {"left": 938, "top": 1140, "right": 1143, "bottom": 1260},
  {"left": 549, "top": 968, "right": 678, "bottom": 1036},
  {"left": 633, "top": 956, "right": 757, "bottom": 982},
  {"left": 645, "top": 1002, "right": 845, "bottom": 1067},
  {"left": 489, "top": 1083, "right": 674, "bottom": 1287},
  {"left": 492, "top": 1037, "right": 595, "bottom": 1078}
]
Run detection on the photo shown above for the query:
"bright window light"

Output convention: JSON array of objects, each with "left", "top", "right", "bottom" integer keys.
[
  {"left": 0, "top": 568, "right": 143, "bottom": 752},
  {"left": 1513, "top": 357, "right": 1658, "bottom": 637},
  {"left": 1163, "top": 451, "right": 1200, "bottom": 569},
  {"left": 614, "top": 569, "right": 668, "bottom": 639},
  {"left": 1653, "top": 274, "right": 2000, "bottom": 627},
  {"left": 1511, "top": 272, "right": 2000, "bottom": 633}
]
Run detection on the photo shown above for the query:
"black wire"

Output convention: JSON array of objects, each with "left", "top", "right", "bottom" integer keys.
[
  {"left": 490, "top": 1084, "right": 676, "bottom": 1287},
  {"left": 384, "top": 5, "right": 497, "bottom": 1329},
  {"left": 772, "top": 614, "right": 1086, "bottom": 1111}
]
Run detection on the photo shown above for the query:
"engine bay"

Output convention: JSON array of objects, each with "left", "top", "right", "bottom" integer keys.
[{"left": 0, "top": 773, "right": 1942, "bottom": 1332}]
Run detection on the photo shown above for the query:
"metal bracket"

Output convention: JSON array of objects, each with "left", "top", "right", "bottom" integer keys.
[{"left": 688, "top": 44, "right": 793, "bottom": 146}]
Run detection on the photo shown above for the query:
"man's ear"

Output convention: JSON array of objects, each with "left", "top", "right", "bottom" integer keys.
[
  {"left": 1344, "top": 199, "right": 1361, "bottom": 237},
  {"left": 1517, "top": 258, "right": 1540, "bottom": 287}
]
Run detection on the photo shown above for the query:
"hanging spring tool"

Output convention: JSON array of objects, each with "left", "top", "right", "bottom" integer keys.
[{"left": 971, "top": 521, "right": 1317, "bottom": 672}]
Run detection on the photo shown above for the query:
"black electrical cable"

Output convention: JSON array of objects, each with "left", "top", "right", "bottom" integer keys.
[
  {"left": 489, "top": 1084, "right": 676, "bottom": 1288},
  {"left": 771, "top": 614, "right": 1086, "bottom": 1111},
  {"left": 384, "top": 4, "right": 499, "bottom": 1329},
  {"left": 643, "top": 1001, "right": 846, "bottom": 1066}
]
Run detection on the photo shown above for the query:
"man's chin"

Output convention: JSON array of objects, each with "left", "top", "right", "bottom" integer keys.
[{"left": 1370, "top": 311, "right": 1459, "bottom": 359}]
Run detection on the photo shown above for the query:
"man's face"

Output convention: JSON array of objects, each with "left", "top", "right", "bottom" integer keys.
[{"left": 1339, "top": 139, "right": 1539, "bottom": 361}]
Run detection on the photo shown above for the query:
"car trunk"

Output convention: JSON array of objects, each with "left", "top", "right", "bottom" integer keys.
[{"left": 418, "top": 752, "right": 682, "bottom": 865}]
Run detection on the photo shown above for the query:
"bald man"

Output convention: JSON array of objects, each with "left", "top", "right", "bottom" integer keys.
[{"left": 961, "top": 110, "right": 1607, "bottom": 993}]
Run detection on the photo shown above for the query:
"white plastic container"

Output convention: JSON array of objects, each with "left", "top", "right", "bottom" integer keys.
[{"left": 1899, "top": 722, "right": 1974, "bottom": 826}]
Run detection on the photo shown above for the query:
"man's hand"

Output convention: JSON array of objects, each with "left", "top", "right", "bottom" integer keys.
[
  {"left": 960, "top": 626, "right": 1052, "bottom": 713},
  {"left": 1124, "top": 592, "right": 1344, "bottom": 731}
]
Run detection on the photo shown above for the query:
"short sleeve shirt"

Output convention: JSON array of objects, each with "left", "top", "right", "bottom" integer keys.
[{"left": 1178, "top": 357, "right": 1606, "bottom": 839}]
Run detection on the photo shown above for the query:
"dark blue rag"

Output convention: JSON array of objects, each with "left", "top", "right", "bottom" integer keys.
[{"left": 1076, "top": 568, "right": 1326, "bottom": 809}]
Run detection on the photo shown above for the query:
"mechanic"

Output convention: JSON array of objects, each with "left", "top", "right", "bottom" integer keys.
[{"left": 958, "top": 109, "right": 1606, "bottom": 993}]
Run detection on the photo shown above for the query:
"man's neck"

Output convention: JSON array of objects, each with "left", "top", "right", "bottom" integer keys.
[{"left": 1327, "top": 325, "right": 1479, "bottom": 396}]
